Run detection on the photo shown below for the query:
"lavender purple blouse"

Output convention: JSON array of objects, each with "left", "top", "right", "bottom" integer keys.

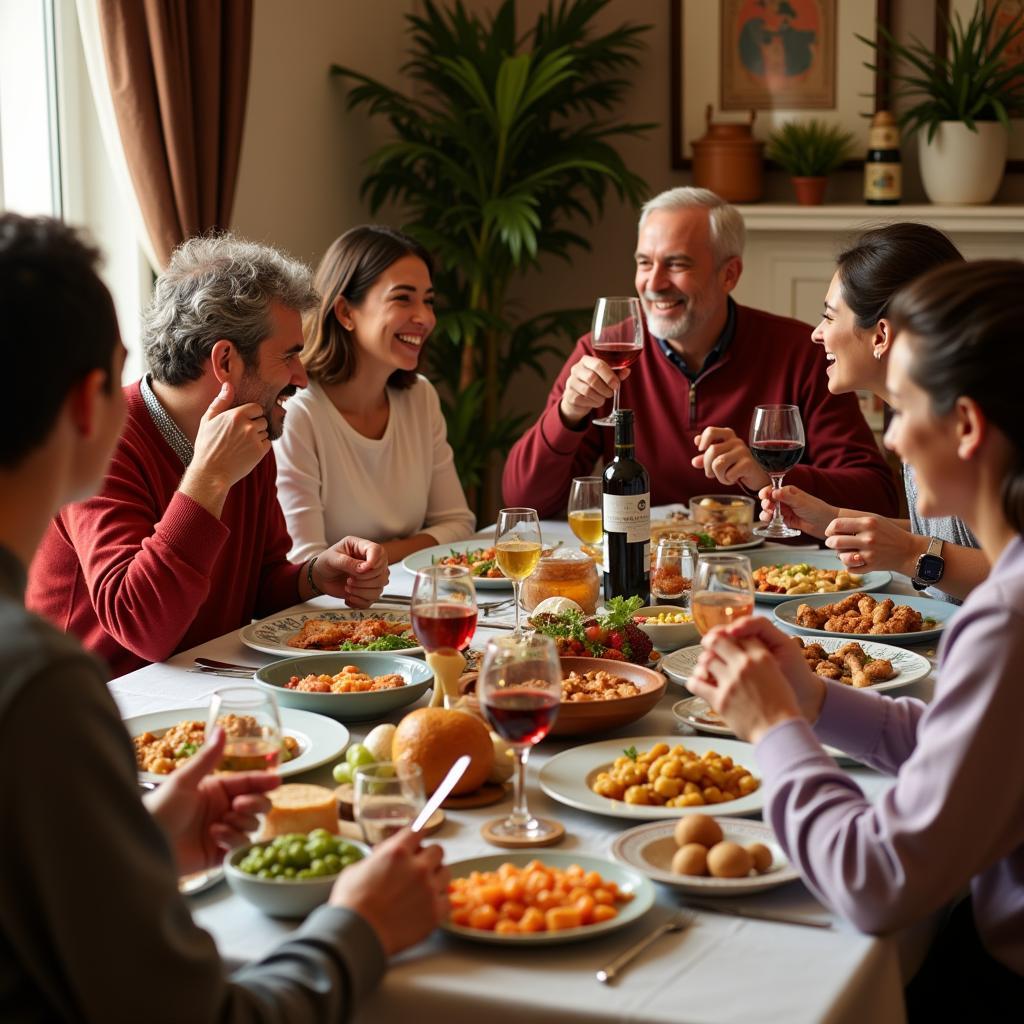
[{"left": 756, "top": 534, "right": 1024, "bottom": 974}]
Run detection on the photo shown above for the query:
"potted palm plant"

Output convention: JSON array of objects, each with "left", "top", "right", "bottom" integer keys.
[
  {"left": 861, "top": 0, "right": 1024, "bottom": 204},
  {"left": 766, "top": 119, "right": 855, "bottom": 205},
  {"left": 331, "top": 0, "right": 651, "bottom": 517}
]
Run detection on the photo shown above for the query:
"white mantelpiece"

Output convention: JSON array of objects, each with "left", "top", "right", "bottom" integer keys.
[{"left": 730, "top": 204, "right": 1024, "bottom": 324}]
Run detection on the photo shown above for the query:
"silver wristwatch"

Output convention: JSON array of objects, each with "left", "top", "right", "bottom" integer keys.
[{"left": 911, "top": 537, "right": 945, "bottom": 591}]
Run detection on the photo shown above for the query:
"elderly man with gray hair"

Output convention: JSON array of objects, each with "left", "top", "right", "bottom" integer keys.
[
  {"left": 29, "top": 234, "right": 389, "bottom": 676},
  {"left": 503, "top": 186, "right": 898, "bottom": 519}
]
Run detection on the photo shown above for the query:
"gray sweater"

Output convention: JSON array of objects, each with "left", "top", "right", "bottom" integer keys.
[{"left": 0, "top": 547, "right": 385, "bottom": 1022}]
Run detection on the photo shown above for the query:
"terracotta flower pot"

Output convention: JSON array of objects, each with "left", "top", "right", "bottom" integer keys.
[{"left": 791, "top": 176, "right": 827, "bottom": 205}]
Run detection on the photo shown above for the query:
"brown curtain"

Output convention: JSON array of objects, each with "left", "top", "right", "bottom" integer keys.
[{"left": 94, "top": 0, "right": 253, "bottom": 268}]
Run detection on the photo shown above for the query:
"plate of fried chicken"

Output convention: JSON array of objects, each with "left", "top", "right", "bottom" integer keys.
[{"left": 240, "top": 609, "right": 422, "bottom": 658}]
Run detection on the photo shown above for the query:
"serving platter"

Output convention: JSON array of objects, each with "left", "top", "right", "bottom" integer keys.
[
  {"left": 440, "top": 851, "right": 655, "bottom": 945},
  {"left": 402, "top": 541, "right": 513, "bottom": 589},
  {"left": 127, "top": 706, "right": 350, "bottom": 786},
  {"left": 662, "top": 637, "right": 930, "bottom": 694},
  {"left": 240, "top": 608, "right": 422, "bottom": 658},
  {"left": 772, "top": 592, "right": 953, "bottom": 646},
  {"left": 538, "top": 735, "right": 763, "bottom": 821},
  {"left": 611, "top": 818, "right": 800, "bottom": 897},
  {"left": 746, "top": 549, "right": 892, "bottom": 605}
]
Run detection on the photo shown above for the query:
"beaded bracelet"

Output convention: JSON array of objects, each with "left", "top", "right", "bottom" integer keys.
[{"left": 306, "top": 555, "right": 324, "bottom": 597}]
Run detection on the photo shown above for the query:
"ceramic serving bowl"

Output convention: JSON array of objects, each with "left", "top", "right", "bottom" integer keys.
[{"left": 633, "top": 606, "right": 700, "bottom": 652}]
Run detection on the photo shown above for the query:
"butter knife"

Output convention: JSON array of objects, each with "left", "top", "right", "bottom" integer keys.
[
  {"left": 681, "top": 898, "right": 833, "bottom": 929},
  {"left": 411, "top": 755, "right": 470, "bottom": 832}
]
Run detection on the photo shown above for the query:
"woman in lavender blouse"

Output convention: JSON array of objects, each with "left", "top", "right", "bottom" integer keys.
[{"left": 690, "top": 260, "right": 1024, "bottom": 1013}]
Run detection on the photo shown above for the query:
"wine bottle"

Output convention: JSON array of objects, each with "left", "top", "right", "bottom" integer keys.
[
  {"left": 602, "top": 409, "right": 650, "bottom": 603},
  {"left": 864, "top": 111, "right": 901, "bottom": 206}
]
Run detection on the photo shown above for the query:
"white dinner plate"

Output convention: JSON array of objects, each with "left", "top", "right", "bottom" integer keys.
[
  {"left": 746, "top": 550, "right": 892, "bottom": 605},
  {"left": 538, "top": 735, "right": 764, "bottom": 821},
  {"left": 441, "top": 852, "right": 655, "bottom": 945},
  {"left": 611, "top": 818, "right": 800, "bottom": 896},
  {"left": 773, "top": 592, "right": 953, "bottom": 646},
  {"left": 127, "top": 706, "right": 350, "bottom": 785},
  {"left": 662, "top": 637, "right": 930, "bottom": 694},
  {"left": 240, "top": 608, "right": 422, "bottom": 658},
  {"left": 402, "top": 541, "right": 513, "bottom": 589}
]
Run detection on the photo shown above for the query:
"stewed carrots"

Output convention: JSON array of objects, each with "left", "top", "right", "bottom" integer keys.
[{"left": 448, "top": 860, "right": 633, "bottom": 934}]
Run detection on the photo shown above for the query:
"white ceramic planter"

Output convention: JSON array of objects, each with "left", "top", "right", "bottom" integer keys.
[{"left": 918, "top": 121, "right": 1009, "bottom": 204}]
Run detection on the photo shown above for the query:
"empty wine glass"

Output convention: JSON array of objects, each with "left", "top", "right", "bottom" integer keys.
[
  {"left": 590, "top": 296, "right": 644, "bottom": 427},
  {"left": 206, "top": 686, "right": 283, "bottom": 771},
  {"left": 477, "top": 634, "right": 562, "bottom": 844},
  {"left": 568, "top": 476, "right": 603, "bottom": 550},
  {"left": 691, "top": 554, "right": 754, "bottom": 636},
  {"left": 750, "top": 404, "right": 806, "bottom": 539},
  {"left": 354, "top": 762, "right": 426, "bottom": 845},
  {"left": 494, "top": 508, "right": 542, "bottom": 635}
]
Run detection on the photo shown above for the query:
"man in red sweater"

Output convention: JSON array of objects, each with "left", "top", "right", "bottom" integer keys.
[
  {"left": 502, "top": 188, "right": 899, "bottom": 519},
  {"left": 28, "top": 235, "right": 389, "bottom": 676}
]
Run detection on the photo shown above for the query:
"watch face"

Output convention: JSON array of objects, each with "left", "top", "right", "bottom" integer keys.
[{"left": 916, "top": 553, "right": 944, "bottom": 584}]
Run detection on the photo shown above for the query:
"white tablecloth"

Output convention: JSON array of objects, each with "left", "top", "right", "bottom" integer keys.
[{"left": 111, "top": 517, "right": 942, "bottom": 1024}]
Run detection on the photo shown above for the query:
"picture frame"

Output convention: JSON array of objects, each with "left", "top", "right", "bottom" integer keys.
[
  {"left": 670, "top": 0, "right": 892, "bottom": 170},
  {"left": 938, "top": 0, "right": 1024, "bottom": 168}
]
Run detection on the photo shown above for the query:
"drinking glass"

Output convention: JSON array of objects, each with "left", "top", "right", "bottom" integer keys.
[
  {"left": 410, "top": 565, "right": 478, "bottom": 653},
  {"left": 652, "top": 538, "right": 699, "bottom": 607},
  {"left": 494, "top": 508, "right": 542, "bottom": 635},
  {"left": 568, "top": 476, "right": 603, "bottom": 549},
  {"left": 206, "top": 686, "right": 284, "bottom": 771},
  {"left": 354, "top": 761, "right": 426, "bottom": 845},
  {"left": 691, "top": 554, "right": 754, "bottom": 635},
  {"left": 477, "top": 634, "right": 562, "bottom": 843},
  {"left": 590, "top": 296, "right": 644, "bottom": 427},
  {"left": 749, "top": 404, "right": 806, "bottom": 539}
]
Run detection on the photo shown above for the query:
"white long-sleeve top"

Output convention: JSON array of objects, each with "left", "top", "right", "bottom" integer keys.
[{"left": 275, "top": 377, "right": 475, "bottom": 563}]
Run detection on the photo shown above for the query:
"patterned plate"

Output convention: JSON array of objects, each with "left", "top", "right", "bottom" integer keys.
[{"left": 240, "top": 608, "right": 421, "bottom": 658}]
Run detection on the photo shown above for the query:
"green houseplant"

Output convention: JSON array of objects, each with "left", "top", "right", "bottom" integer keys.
[
  {"left": 331, "top": 0, "right": 651, "bottom": 516},
  {"left": 860, "top": 0, "right": 1024, "bottom": 203},
  {"left": 766, "top": 119, "right": 855, "bottom": 205}
]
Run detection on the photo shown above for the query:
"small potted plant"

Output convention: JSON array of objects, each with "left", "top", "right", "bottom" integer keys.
[
  {"left": 766, "top": 119, "right": 855, "bottom": 205},
  {"left": 861, "top": 1, "right": 1024, "bottom": 204}
]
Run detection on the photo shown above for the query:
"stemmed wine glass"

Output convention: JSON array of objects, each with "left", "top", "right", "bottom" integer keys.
[
  {"left": 477, "top": 634, "right": 562, "bottom": 845},
  {"left": 411, "top": 565, "right": 478, "bottom": 707},
  {"left": 568, "top": 476, "right": 603, "bottom": 550},
  {"left": 750, "top": 404, "right": 806, "bottom": 539},
  {"left": 590, "top": 296, "right": 644, "bottom": 427},
  {"left": 691, "top": 554, "right": 755, "bottom": 636},
  {"left": 494, "top": 508, "right": 542, "bottom": 635},
  {"left": 206, "top": 686, "right": 284, "bottom": 771}
]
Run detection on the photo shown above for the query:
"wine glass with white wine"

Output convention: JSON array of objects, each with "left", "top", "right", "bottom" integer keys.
[
  {"left": 568, "top": 476, "right": 603, "bottom": 551},
  {"left": 495, "top": 508, "right": 542, "bottom": 636}
]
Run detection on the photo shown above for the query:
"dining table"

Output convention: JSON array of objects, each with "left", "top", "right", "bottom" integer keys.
[{"left": 110, "top": 511, "right": 946, "bottom": 1024}]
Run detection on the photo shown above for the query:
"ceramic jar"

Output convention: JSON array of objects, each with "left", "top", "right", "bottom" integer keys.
[{"left": 691, "top": 105, "right": 764, "bottom": 203}]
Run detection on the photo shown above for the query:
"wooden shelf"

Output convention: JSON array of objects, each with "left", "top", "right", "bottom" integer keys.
[{"left": 733, "top": 203, "right": 1024, "bottom": 234}]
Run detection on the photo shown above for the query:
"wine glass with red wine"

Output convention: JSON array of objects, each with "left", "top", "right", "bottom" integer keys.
[
  {"left": 590, "top": 296, "right": 644, "bottom": 427},
  {"left": 410, "top": 566, "right": 478, "bottom": 653},
  {"left": 477, "top": 634, "right": 562, "bottom": 843},
  {"left": 749, "top": 404, "right": 806, "bottom": 539}
]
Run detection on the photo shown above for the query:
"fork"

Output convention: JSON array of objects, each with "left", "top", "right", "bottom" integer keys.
[{"left": 595, "top": 909, "right": 694, "bottom": 984}]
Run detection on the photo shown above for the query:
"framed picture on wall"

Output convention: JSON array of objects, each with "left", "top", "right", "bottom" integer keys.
[
  {"left": 938, "top": 0, "right": 1024, "bottom": 167},
  {"left": 670, "top": 0, "right": 892, "bottom": 169}
]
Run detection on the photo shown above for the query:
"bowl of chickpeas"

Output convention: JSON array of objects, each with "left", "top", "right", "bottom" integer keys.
[{"left": 633, "top": 606, "right": 699, "bottom": 652}]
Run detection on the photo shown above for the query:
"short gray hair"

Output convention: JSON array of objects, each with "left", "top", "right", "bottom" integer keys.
[
  {"left": 638, "top": 187, "right": 746, "bottom": 266},
  {"left": 143, "top": 234, "right": 318, "bottom": 385}
]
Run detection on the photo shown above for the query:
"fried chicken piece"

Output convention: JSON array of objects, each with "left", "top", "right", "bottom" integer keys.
[
  {"left": 797, "top": 604, "right": 828, "bottom": 629},
  {"left": 287, "top": 619, "right": 352, "bottom": 649},
  {"left": 861, "top": 658, "right": 894, "bottom": 683},
  {"left": 857, "top": 595, "right": 878, "bottom": 617},
  {"left": 889, "top": 606, "right": 923, "bottom": 632},
  {"left": 833, "top": 593, "right": 863, "bottom": 615},
  {"left": 871, "top": 598, "right": 894, "bottom": 625},
  {"left": 802, "top": 642, "right": 827, "bottom": 662},
  {"left": 834, "top": 642, "right": 867, "bottom": 660},
  {"left": 814, "top": 659, "right": 843, "bottom": 681}
]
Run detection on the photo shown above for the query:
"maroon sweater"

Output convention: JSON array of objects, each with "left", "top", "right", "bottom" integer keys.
[
  {"left": 27, "top": 384, "right": 302, "bottom": 676},
  {"left": 503, "top": 304, "right": 899, "bottom": 518}
]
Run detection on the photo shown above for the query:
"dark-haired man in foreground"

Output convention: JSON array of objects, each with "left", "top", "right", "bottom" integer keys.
[{"left": 0, "top": 213, "right": 448, "bottom": 1020}]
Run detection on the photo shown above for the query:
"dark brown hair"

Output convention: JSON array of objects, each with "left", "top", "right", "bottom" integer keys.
[
  {"left": 303, "top": 225, "right": 433, "bottom": 389},
  {"left": 836, "top": 223, "right": 963, "bottom": 330},
  {"left": 888, "top": 259, "right": 1024, "bottom": 533}
]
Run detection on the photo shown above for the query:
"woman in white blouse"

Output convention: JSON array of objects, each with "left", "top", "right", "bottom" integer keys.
[{"left": 276, "top": 226, "right": 475, "bottom": 564}]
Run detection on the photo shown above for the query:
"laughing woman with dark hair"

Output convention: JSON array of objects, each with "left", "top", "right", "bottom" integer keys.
[
  {"left": 275, "top": 226, "right": 474, "bottom": 566},
  {"left": 690, "top": 260, "right": 1024, "bottom": 1014}
]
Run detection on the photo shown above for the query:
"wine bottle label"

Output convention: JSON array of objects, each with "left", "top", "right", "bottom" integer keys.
[
  {"left": 864, "top": 162, "right": 901, "bottom": 200},
  {"left": 603, "top": 492, "right": 650, "bottom": 543}
]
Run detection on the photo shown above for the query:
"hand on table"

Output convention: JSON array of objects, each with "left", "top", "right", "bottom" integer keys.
[
  {"left": 691, "top": 427, "right": 770, "bottom": 491},
  {"left": 757, "top": 484, "right": 835, "bottom": 539},
  {"left": 315, "top": 536, "right": 390, "bottom": 607},
  {"left": 144, "top": 726, "right": 279, "bottom": 876},
  {"left": 330, "top": 828, "right": 449, "bottom": 955},
  {"left": 558, "top": 355, "right": 630, "bottom": 427},
  {"left": 824, "top": 514, "right": 918, "bottom": 575},
  {"left": 688, "top": 617, "right": 825, "bottom": 743}
]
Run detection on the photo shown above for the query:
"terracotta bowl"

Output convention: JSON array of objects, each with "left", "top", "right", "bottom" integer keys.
[{"left": 459, "top": 656, "right": 666, "bottom": 738}]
